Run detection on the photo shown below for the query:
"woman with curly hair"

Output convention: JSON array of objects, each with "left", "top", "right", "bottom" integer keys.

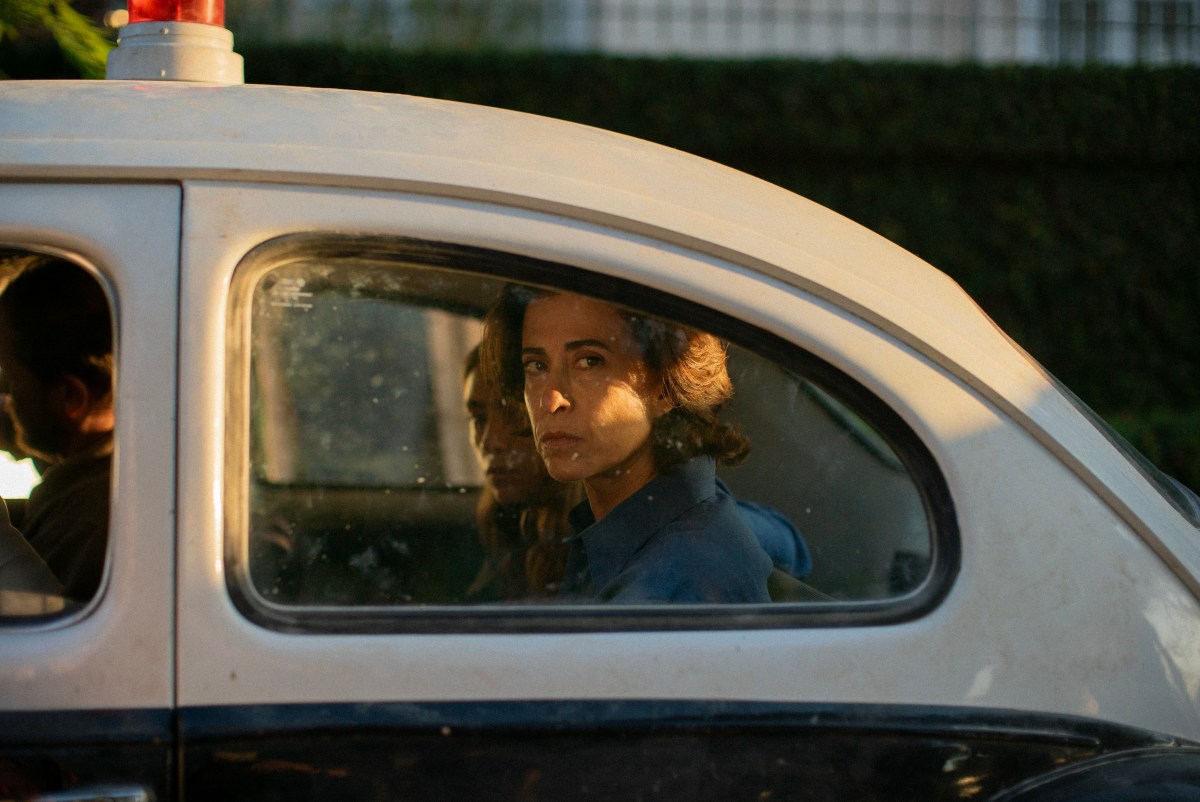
[{"left": 482, "top": 287, "right": 772, "bottom": 603}]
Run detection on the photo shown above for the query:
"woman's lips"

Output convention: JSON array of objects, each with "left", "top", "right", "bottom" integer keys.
[
  {"left": 485, "top": 460, "right": 526, "bottom": 484},
  {"left": 539, "top": 431, "right": 582, "bottom": 452}
]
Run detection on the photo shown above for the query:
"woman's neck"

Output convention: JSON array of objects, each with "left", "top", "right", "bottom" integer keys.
[{"left": 584, "top": 443, "right": 658, "bottom": 521}]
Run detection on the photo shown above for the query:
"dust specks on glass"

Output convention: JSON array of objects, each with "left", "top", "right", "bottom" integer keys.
[{"left": 234, "top": 242, "right": 939, "bottom": 624}]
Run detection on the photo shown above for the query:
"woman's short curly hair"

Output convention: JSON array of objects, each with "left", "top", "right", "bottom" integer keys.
[{"left": 481, "top": 284, "right": 748, "bottom": 473}]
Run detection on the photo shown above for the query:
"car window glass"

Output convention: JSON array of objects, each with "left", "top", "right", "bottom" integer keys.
[
  {"left": 0, "top": 248, "right": 113, "bottom": 618},
  {"left": 229, "top": 238, "right": 950, "bottom": 629}
]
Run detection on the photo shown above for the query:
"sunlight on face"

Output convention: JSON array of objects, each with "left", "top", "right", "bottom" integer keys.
[{"left": 521, "top": 294, "right": 667, "bottom": 498}]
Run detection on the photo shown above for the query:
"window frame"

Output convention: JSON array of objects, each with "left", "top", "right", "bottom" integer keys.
[{"left": 224, "top": 233, "right": 960, "bottom": 634}]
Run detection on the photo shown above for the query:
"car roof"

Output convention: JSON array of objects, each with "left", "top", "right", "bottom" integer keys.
[{"left": 0, "top": 81, "right": 1007, "bottom": 378}]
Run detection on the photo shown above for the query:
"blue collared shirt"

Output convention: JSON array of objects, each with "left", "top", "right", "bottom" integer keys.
[{"left": 559, "top": 456, "right": 773, "bottom": 603}]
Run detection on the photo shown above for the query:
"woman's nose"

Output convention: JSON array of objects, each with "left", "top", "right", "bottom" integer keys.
[
  {"left": 540, "top": 380, "right": 570, "bottom": 413},
  {"left": 480, "top": 417, "right": 505, "bottom": 454}
]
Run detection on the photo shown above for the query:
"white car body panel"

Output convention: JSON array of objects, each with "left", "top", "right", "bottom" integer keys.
[
  {"left": 0, "top": 183, "right": 178, "bottom": 711},
  {"left": 174, "top": 183, "right": 1200, "bottom": 738},
  {"left": 1, "top": 80, "right": 1198, "bottom": 749}
]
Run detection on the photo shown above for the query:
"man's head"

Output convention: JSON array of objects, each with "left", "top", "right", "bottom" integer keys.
[{"left": 0, "top": 256, "right": 114, "bottom": 462}]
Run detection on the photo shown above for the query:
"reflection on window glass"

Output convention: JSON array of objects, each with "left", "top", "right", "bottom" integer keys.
[
  {"left": 239, "top": 248, "right": 934, "bottom": 612},
  {"left": 253, "top": 269, "right": 483, "bottom": 487}
]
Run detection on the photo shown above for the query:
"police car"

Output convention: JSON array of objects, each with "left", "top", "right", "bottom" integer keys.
[{"left": 2, "top": 3, "right": 1199, "bottom": 799}]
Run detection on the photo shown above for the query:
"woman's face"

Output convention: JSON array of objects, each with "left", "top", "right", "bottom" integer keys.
[
  {"left": 521, "top": 293, "right": 668, "bottom": 491},
  {"left": 463, "top": 366, "right": 553, "bottom": 508}
]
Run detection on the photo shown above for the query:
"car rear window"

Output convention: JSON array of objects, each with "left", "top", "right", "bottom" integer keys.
[{"left": 225, "top": 235, "right": 956, "bottom": 631}]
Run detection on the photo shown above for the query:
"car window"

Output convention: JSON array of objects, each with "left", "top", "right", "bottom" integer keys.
[
  {"left": 0, "top": 248, "right": 114, "bottom": 618},
  {"left": 227, "top": 236, "right": 955, "bottom": 630}
]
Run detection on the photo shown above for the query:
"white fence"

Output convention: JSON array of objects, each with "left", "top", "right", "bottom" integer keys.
[{"left": 229, "top": 0, "right": 1200, "bottom": 64}]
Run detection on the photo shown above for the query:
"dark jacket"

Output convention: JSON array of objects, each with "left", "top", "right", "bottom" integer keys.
[{"left": 559, "top": 457, "right": 772, "bottom": 603}]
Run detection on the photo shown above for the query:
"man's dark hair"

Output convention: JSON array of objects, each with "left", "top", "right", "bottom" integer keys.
[{"left": 0, "top": 255, "right": 113, "bottom": 399}]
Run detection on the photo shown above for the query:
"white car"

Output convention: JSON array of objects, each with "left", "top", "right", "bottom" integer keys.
[{"left": 2, "top": 9, "right": 1199, "bottom": 801}]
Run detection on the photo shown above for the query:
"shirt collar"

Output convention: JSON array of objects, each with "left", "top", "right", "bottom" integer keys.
[{"left": 568, "top": 456, "right": 717, "bottom": 591}]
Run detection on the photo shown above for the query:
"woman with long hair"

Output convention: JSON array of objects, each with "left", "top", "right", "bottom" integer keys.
[{"left": 482, "top": 287, "right": 772, "bottom": 603}]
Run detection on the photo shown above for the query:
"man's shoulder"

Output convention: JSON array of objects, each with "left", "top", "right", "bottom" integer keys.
[
  {"left": 29, "top": 454, "right": 111, "bottom": 504},
  {"left": 24, "top": 455, "right": 111, "bottom": 541}
]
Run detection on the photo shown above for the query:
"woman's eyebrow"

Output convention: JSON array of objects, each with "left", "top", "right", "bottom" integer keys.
[
  {"left": 564, "top": 338, "right": 612, "bottom": 351},
  {"left": 521, "top": 339, "right": 611, "bottom": 355}
]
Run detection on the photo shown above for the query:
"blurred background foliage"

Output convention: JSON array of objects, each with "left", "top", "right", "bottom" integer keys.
[
  {"left": 0, "top": 0, "right": 112, "bottom": 77},
  {"left": 3, "top": 41, "right": 1198, "bottom": 489}
]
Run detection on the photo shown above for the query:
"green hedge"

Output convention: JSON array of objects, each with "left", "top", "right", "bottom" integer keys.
[
  {"left": 6, "top": 44, "right": 1199, "bottom": 489},
  {"left": 1110, "top": 410, "right": 1200, "bottom": 497},
  {"left": 240, "top": 49, "right": 1200, "bottom": 166}
]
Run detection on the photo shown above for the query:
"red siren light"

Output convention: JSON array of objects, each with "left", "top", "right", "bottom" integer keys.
[
  {"left": 106, "top": 0, "right": 242, "bottom": 82},
  {"left": 129, "top": 0, "right": 225, "bottom": 25},
  {"left": 127, "top": 0, "right": 225, "bottom": 26}
]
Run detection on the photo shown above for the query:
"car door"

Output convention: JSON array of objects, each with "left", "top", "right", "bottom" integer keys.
[
  {"left": 0, "top": 183, "right": 179, "bottom": 801},
  {"left": 175, "top": 180, "right": 1200, "bottom": 800}
]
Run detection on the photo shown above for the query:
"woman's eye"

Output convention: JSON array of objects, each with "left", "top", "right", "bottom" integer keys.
[
  {"left": 576, "top": 355, "right": 603, "bottom": 369},
  {"left": 522, "top": 359, "right": 545, "bottom": 374}
]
